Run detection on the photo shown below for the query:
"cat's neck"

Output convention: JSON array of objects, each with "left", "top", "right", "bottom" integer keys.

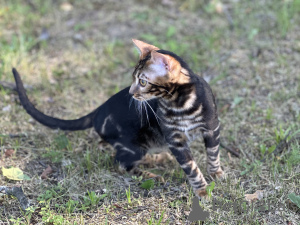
[{"left": 158, "top": 81, "right": 197, "bottom": 112}]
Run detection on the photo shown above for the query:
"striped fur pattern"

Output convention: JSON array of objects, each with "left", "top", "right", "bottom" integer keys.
[
  {"left": 12, "top": 39, "right": 223, "bottom": 199},
  {"left": 130, "top": 39, "right": 223, "bottom": 198}
]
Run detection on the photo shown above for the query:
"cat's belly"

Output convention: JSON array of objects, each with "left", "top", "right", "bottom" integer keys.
[
  {"left": 138, "top": 126, "right": 167, "bottom": 152},
  {"left": 185, "top": 126, "right": 204, "bottom": 143}
]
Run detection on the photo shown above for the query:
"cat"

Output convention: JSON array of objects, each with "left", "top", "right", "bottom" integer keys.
[{"left": 12, "top": 39, "right": 223, "bottom": 198}]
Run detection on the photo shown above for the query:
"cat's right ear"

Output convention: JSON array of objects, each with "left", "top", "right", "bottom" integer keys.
[{"left": 132, "top": 39, "right": 160, "bottom": 59}]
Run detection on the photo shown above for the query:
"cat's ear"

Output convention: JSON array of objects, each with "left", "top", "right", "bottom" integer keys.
[
  {"left": 150, "top": 51, "right": 180, "bottom": 74},
  {"left": 132, "top": 39, "right": 160, "bottom": 59}
]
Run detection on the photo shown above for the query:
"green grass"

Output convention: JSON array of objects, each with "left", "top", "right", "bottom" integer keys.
[{"left": 0, "top": 0, "right": 300, "bottom": 224}]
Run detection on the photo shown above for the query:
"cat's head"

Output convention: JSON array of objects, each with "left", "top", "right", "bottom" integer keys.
[{"left": 129, "top": 39, "right": 190, "bottom": 101}]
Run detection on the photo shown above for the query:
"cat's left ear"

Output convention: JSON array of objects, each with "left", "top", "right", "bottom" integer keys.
[
  {"left": 150, "top": 51, "right": 180, "bottom": 74},
  {"left": 132, "top": 39, "right": 160, "bottom": 59}
]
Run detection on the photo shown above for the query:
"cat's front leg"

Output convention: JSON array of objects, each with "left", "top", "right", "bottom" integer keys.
[
  {"left": 202, "top": 123, "right": 224, "bottom": 178},
  {"left": 165, "top": 131, "right": 209, "bottom": 198}
]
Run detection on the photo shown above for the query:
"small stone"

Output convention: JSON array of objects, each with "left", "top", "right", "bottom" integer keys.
[{"left": 2, "top": 105, "right": 11, "bottom": 112}]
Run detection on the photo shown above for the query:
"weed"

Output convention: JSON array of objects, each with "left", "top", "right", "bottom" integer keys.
[
  {"left": 39, "top": 204, "right": 66, "bottom": 224},
  {"left": 169, "top": 200, "right": 182, "bottom": 209},
  {"left": 285, "top": 142, "right": 300, "bottom": 172},
  {"left": 84, "top": 150, "right": 93, "bottom": 173},
  {"left": 274, "top": 125, "right": 290, "bottom": 144},
  {"left": 131, "top": 175, "right": 143, "bottom": 182},
  {"left": 125, "top": 186, "right": 132, "bottom": 204},
  {"left": 82, "top": 191, "right": 107, "bottom": 209},
  {"left": 37, "top": 184, "right": 65, "bottom": 202},
  {"left": 22, "top": 206, "right": 37, "bottom": 225},
  {"left": 206, "top": 181, "right": 215, "bottom": 199},
  {"left": 65, "top": 199, "right": 79, "bottom": 214},
  {"left": 42, "top": 147, "right": 64, "bottom": 163},
  {"left": 147, "top": 210, "right": 166, "bottom": 225},
  {"left": 140, "top": 179, "right": 155, "bottom": 190},
  {"left": 265, "top": 108, "right": 273, "bottom": 121},
  {"left": 248, "top": 28, "right": 259, "bottom": 41},
  {"left": 9, "top": 217, "right": 23, "bottom": 225},
  {"left": 240, "top": 159, "right": 262, "bottom": 176},
  {"left": 54, "top": 134, "right": 71, "bottom": 151},
  {"left": 274, "top": 0, "right": 300, "bottom": 36}
]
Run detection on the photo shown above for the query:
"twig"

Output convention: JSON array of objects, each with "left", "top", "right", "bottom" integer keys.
[
  {"left": 223, "top": 7, "right": 234, "bottom": 30},
  {"left": 9, "top": 133, "right": 28, "bottom": 138},
  {"left": 0, "top": 133, "right": 28, "bottom": 138},
  {"left": 0, "top": 81, "right": 17, "bottom": 91},
  {"left": 220, "top": 142, "right": 240, "bottom": 157},
  {"left": 0, "top": 186, "right": 30, "bottom": 210},
  {"left": 0, "top": 81, "right": 33, "bottom": 91},
  {"left": 24, "top": 0, "right": 37, "bottom": 11}
]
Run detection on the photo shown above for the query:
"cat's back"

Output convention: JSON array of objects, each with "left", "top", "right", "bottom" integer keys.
[{"left": 93, "top": 87, "right": 161, "bottom": 139}]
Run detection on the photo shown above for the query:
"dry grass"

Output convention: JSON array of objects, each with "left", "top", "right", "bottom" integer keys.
[{"left": 0, "top": 0, "right": 300, "bottom": 224}]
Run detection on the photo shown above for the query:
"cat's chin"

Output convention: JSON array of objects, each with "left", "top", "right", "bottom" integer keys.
[{"left": 132, "top": 96, "right": 156, "bottom": 101}]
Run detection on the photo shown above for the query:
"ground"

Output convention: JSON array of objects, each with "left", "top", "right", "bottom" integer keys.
[{"left": 0, "top": 0, "right": 300, "bottom": 224}]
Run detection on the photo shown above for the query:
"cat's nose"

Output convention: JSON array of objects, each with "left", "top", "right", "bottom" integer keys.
[{"left": 129, "top": 85, "right": 137, "bottom": 95}]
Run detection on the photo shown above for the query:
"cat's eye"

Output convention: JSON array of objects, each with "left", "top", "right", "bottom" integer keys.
[{"left": 139, "top": 79, "right": 147, "bottom": 87}]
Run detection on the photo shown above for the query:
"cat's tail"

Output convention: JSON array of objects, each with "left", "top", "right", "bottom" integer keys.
[{"left": 12, "top": 68, "right": 96, "bottom": 131}]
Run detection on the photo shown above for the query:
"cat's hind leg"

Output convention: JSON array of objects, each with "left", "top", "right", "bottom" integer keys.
[
  {"left": 137, "top": 152, "right": 174, "bottom": 167},
  {"left": 109, "top": 139, "right": 164, "bottom": 182}
]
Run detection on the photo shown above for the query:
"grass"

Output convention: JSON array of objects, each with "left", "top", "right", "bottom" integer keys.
[{"left": 0, "top": 0, "right": 300, "bottom": 224}]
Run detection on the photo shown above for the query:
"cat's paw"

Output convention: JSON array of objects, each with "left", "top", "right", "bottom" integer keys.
[
  {"left": 153, "top": 175, "right": 165, "bottom": 183},
  {"left": 143, "top": 171, "right": 165, "bottom": 183},
  {"left": 209, "top": 168, "right": 225, "bottom": 179},
  {"left": 195, "top": 188, "right": 209, "bottom": 200},
  {"left": 130, "top": 167, "right": 165, "bottom": 183}
]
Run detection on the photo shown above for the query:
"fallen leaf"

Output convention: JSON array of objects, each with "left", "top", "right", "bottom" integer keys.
[
  {"left": 227, "top": 152, "right": 232, "bottom": 161},
  {"left": 161, "top": 0, "right": 174, "bottom": 6},
  {"left": 245, "top": 190, "right": 264, "bottom": 202},
  {"left": 4, "top": 149, "right": 14, "bottom": 157},
  {"left": 113, "top": 203, "right": 123, "bottom": 209},
  {"left": 184, "top": 211, "right": 189, "bottom": 216},
  {"left": 214, "top": 1, "right": 224, "bottom": 14},
  {"left": 41, "top": 165, "right": 53, "bottom": 179},
  {"left": 60, "top": 2, "right": 73, "bottom": 12},
  {"left": 2, "top": 167, "right": 30, "bottom": 181},
  {"left": 288, "top": 193, "right": 300, "bottom": 209}
]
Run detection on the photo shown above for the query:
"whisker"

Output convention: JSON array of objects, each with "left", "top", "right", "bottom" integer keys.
[
  {"left": 134, "top": 99, "right": 142, "bottom": 121},
  {"left": 134, "top": 99, "right": 139, "bottom": 113},
  {"left": 143, "top": 101, "right": 150, "bottom": 125},
  {"left": 140, "top": 97, "right": 161, "bottom": 125},
  {"left": 129, "top": 97, "right": 134, "bottom": 109},
  {"left": 164, "top": 89, "right": 173, "bottom": 97},
  {"left": 140, "top": 100, "right": 143, "bottom": 125}
]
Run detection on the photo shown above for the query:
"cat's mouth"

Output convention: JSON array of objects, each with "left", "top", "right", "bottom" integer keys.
[
  {"left": 132, "top": 95, "right": 143, "bottom": 101},
  {"left": 132, "top": 94, "right": 155, "bottom": 102}
]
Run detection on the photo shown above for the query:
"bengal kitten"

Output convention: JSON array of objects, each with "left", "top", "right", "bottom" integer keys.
[{"left": 12, "top": 39, "right": 223, "bottom": 198}]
